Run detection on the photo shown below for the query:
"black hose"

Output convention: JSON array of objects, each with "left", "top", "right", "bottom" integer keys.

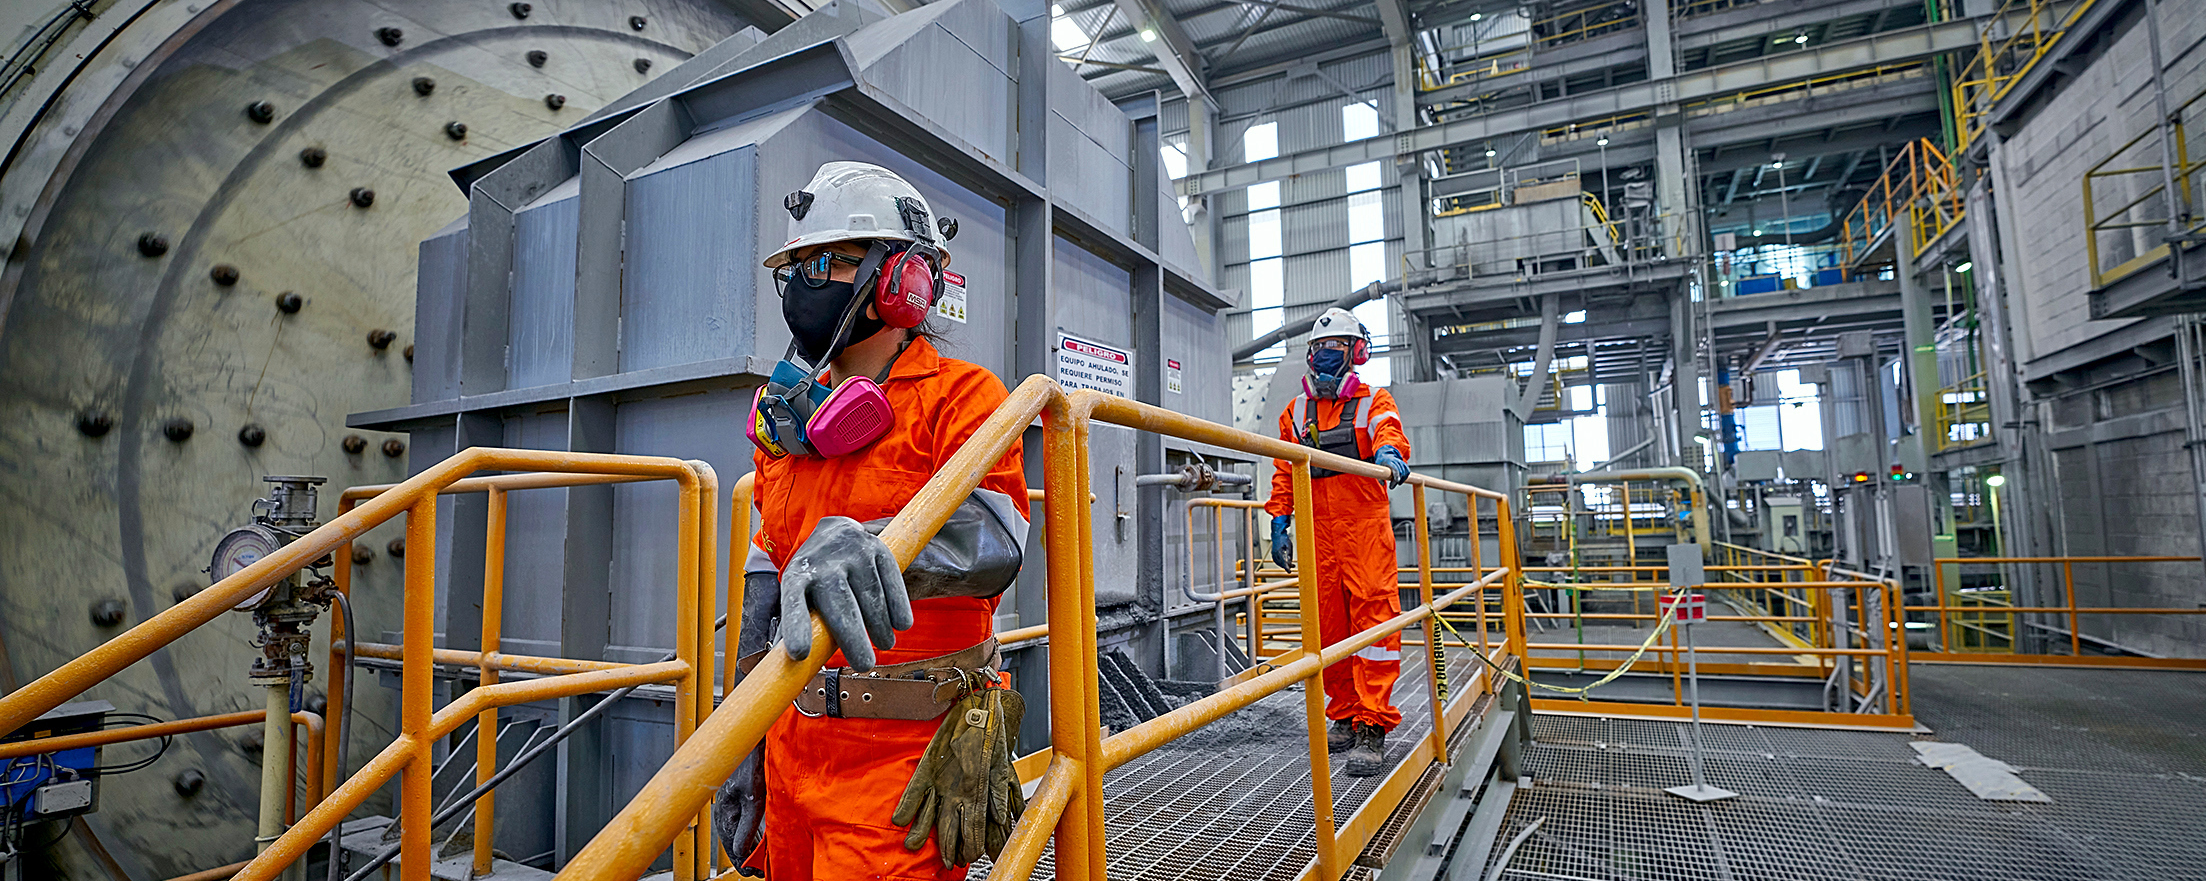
[
  {"left": 340, "top": 614, "right": 727, "bottom": 881},
  {"left": 325, "top": 590, "right": 357, "bottom": 881}
]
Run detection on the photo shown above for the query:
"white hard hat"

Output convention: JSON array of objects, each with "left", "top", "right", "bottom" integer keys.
[
  {"left": 764, "top": 161, "right": 953, "bottom": 268},
  {"left": 1310, "top": 307, "right": 1370, "bottom": 344}
]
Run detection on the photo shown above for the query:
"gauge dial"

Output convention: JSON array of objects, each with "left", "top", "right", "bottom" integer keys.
[{"left": 209, "top": 524, "right": 285, "bottom": 610}]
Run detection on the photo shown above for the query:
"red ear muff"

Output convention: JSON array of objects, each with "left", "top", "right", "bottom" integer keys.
[
  {"left": 1351, "top": 339, "right": 1370, "bottom": 365},
  {"left": 873, "top": 249, "right": 938, "bottom": 328}
]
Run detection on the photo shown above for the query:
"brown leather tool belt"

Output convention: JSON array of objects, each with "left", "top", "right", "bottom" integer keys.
[{"left": 744, "top": 639, "right": 1001, "bottom": 721}]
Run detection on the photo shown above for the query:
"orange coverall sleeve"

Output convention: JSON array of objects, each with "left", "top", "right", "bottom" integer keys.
[
  {"left": 1266, "top": 402, "right": 1297, "bottom": 518},
  {"left": 929, "top": 366, "right": 1031, "bottom": 521},
  {"left": 1369, "top": 388, "right": 1411, "bottom": 460}
]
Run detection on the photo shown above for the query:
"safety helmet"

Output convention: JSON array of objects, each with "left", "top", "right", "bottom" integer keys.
[
  {"left": 764, "top": 161, "right": 953, "bottom": 269},
  {"left": 1310, "top": 307, "right": 1372, "bottom": 364}
]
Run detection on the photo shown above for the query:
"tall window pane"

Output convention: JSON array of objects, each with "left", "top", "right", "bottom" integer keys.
[
  {"left": 1248, "top": 210, "right": 1282, "bottom": 259},
  {"left": 1245, "top": 121, "right": 1278, "bottom": 162}
]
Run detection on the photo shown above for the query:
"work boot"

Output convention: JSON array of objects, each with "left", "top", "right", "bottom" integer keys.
[
  {"left": 1343, "top": 722, "right": 1389, "bottom": 777},
  {"left": 1327, "top": 719, "right": 1356, "bottom": 750}
]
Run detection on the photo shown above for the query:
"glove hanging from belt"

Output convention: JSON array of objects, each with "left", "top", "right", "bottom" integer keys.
[{"left": 892, "top": 673, "right": 1027, "bottom": 868}]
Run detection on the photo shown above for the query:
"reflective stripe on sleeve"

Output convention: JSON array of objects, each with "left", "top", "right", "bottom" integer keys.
[{"left": 1354, "top": 645, "right": 1400, "bottom": 662}]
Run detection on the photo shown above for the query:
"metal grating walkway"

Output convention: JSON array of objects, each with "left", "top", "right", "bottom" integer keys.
[
  {"left": 973, "top": 646, "right": 1481, "bottom": 880},
  {"left": 1477, "top": 665, "right": 2206, "bottom": 881}
]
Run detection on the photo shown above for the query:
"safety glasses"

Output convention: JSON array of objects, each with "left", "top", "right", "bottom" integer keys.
[
  {"left": 1310, "top": 338, "right": 1355, "bottom": 352},
  {"left": 772, "top": 251, "right": 867, "bottom": 290}
]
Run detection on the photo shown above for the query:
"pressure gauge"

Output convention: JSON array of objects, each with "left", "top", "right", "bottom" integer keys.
[{"left": 209, "top": 524, "right": 285, "bottom": 610}]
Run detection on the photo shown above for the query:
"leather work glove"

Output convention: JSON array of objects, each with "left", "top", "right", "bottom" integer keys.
[
  {"left": 1271, "top": 514, "right": 1294, "bottom": 571},
  {"left": 781, "top": 516, "right": 913, "bottom": 672},
  {"left": 1374, "top": 445, "right": 1411, "bottom": 488},
  {"left": 711, "top": 747, "right": 767, "bottom": 876},
  {"left": 892, "top": 684, "right": 1027, "bottom": 868}
]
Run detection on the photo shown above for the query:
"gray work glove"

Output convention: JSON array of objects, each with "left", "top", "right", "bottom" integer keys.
[
  {"left": 711, "top": 747, "right": 767, "bottom": 875},
  {"left": 780, "top": 516, "right": 913, "bottom": 672}
]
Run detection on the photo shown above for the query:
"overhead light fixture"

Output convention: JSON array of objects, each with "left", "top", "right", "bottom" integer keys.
[
  {"left": 1954, "top": 260, "right": 1974, "bottom": 273},
  {"left": 1471, "top": 12, "right": 1482, "bottom": 20},
  {"left": 1597, "top": 137, "right": 1609, "bottom": 146},
  {"left": 1140, "top": 27, "right": 1156, "bottom": 41},
  {"left": 1485, "top": 148, "right": 1496, "bottom": 157},
  {"left": 1794, "top": 33, "right": 1808, "bottom": 44},
  {"left": 1771, "top": 161, "right": 1783, "bottom": 169},
  {"left": 1985, "top": 474, "right": 2006, "bottom": 487},
  {"left": 1752, "top": 228, "right": 1763, "bottom": 235}
]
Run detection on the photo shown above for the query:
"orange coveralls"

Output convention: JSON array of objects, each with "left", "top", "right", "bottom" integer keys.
[
  {"left": 1266, "top": 383, "right": 1411, "bottom": 730},
  {"left": 741, "top": 337, "right": 1029, "bottom": 880}
]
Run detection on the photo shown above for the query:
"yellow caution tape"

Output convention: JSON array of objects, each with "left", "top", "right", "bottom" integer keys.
[{"left": 1432, "top": 589, "right": 1683, "bottom": 700}]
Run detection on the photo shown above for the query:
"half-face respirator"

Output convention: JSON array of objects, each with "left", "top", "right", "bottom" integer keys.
[{"left": 748, "top": 195, "right": 949, "bottom": 459}]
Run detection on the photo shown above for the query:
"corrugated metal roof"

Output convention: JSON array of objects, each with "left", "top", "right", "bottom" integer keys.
[{"left": 1062, "top": 0, "right": 1385, "bottom": 99}]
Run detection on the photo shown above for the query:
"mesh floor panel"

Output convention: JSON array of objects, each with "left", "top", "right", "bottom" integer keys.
[
  {"left": 971, "top": 647, "right": 1480, "bottom": 880},
  {"left": 1480, "top": 666, "right": 2206, "bottom": 881}
]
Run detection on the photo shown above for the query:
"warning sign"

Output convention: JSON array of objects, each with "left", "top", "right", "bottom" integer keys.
[
  {"left": 1057, "top": 332, "right": 1133, "bottom": 398},
  {"left": 1166, "top": 359, "right": 1183, "bottom": 395},
  {"left": 934, "top": 271, "right": 968, "bottom": 323}
]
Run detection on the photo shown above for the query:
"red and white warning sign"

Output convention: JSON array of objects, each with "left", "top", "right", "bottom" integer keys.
[{"left": 1659, "top": 593, "right": 1707, "bottom": 624}]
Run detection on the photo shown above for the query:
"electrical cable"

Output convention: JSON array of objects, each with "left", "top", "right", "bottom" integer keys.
[
  {"left": 341, "top": 613, "right": 729, "bottom": 881},
  {"left": 90, "top": 714, "right": 174, "bottom": 774}
]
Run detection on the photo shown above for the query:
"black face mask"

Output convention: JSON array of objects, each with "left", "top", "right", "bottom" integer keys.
[{"left": 783, "top": 278, "right": 885, "bottom": 365}]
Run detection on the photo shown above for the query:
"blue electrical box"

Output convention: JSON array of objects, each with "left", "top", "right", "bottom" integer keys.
[{"left": 1, "top": 699, "right": 109, "bottom": 820}]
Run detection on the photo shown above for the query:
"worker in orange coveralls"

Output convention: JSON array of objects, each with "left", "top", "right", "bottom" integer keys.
[
  {"left": 1265, "top": 307, "right": 1413, "bottom": 777},
  {"left": 714, "top": 162, "right": 1031, "bottom": 880}
]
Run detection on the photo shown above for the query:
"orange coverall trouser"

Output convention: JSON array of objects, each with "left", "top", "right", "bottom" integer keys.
[{"left": 1313, "top": 512, "right": 1404, "bottom": 730}]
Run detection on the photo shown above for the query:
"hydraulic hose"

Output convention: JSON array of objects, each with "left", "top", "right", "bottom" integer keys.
[{"left": 325, "top": 590, "right": 356, "bottom": 881}]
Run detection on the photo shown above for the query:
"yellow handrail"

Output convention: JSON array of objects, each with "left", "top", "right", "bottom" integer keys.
[
  {"left": 553, "top": 377, "right": 1525, "bottom": 881},
  {"left": 0, "top": 449, "right": 723, "bottom": 881}
]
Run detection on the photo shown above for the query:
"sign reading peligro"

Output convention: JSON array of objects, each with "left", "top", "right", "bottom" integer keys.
[{"left": 1056, "top": 331, "right": 1133, "bottom": 398}]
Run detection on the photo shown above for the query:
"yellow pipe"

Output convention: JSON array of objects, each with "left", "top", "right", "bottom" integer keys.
[
  {"left": 982, "top": 758, "right": 1080, "bottom": 881},
  {"left": 401, "top": 497, "right": 436, "bottom": 881},
  {"left": 475, "top": 486, "right": 506, "bottom": 879}
]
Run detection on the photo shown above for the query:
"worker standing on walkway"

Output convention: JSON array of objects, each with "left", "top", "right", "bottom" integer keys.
[
  {"left": 1265, "top": 307, "right": 1413, "bottom": 777},
  {"left": 715, "top": 161, "right": 1031, "bottom": 879}
]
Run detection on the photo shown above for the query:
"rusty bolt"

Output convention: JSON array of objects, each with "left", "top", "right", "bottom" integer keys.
[
  {"left": 210, "top": 264, "right": 239, "bottom": 286},
  {"left": 367, "top": 328, "right": 398, "bottom": 349},
  {"left": 237, "top": 423, "right": 266, "bottom": 447},
  {"left": 163, "top": 417, "right": 194, "bottom": 442},
  {"left": 629, "top": 15, "right": 648, "bottom": 30},
  {"left": 526, "top": 49, "right": 547, "bottom": 67},
  {"left": 634, "top": 58, "right": 652, "bottom": 74},
  {"left": 77, "top": 410, "right": 112, "bottom": 437},
  {"left": 90, "top": 598, "right": 127, "bottom": 627},
  {"left": 342, "top": 434, "right": 367, "bottom": 454},
  {"left": 349, "top": 187, "right": 376, "bottom": 208},
  {"left": 173, "top": 769, "right": 205, "bottom": 797},
  {"left": 172, "top": 582, "right": 201, "bottom": 603},
  {"left": 238, "top": 729, "right": 263, "bottom": 755},
  {"left": 276, "top": 291, "right": 303, "bottom": 313},
  {"left": 403, "top": 343, "right": 414, "bottom": 362},
  {"left": 382, "top": 438, "right": 406, "bottom": 458},
  {"left": 351, "top": 545, "right": 374, "bottom": 565},
  {"left": 376, "top": 26, "right": 403, "bottom": 46},
  {"left": 246, "top": 101, "right": 276, "bottom": 124},
  {"left": 387, "top": 537, "right": 406, "bottom": 558},
  {"left": 545, "top": 93, "right": 566, "bottom": 110},
  {"left": 299, "top": 146, "right": 327, "bottom": 168},
  {"left": 137, "top": 232, "right": 169, "bottom": 257},
  {"left": 444, "top": 120, "right": 468, "bottom": 140},
  {"left": 509, "top": 1, "right": 531, "bottom": 17}
]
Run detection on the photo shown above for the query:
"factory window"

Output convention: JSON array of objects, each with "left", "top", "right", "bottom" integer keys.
[
  {"left": 1249, "top": 257, "right": 1285, "bottom": 360},
  {"left": 1346, "top": 161, "right": 1381, "bottom": 194},
  {"left": 1249, "top": 180, "right": 1281, "bottom": 211},
  {"left": 1160, "top": 143, "right": 1187, "bottom": 180},
  {"left": 1051, "top": 9, "right": 1091, "bottom": 53},
  {"left": 1774, "top": 369, "right": 1823, "bottom": 450},
  {"left": 1347, "top": 191, "right": 1384, "bottom": 244},
  {"left": 1244, "top": 121, "right": 1278, "bottom": 163},
  {"left": 1342, "top": 102, "right": 1379, "bottom": 142},
  {"left": 1525, "top": 422, "right": 1572, "bottom": 463},
  {"left": 1248, "top": 208, "right": 1282, "bottom": 259},
  {"left": 1524, "top": 418, "right": 1607, "bottom": 465}
]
